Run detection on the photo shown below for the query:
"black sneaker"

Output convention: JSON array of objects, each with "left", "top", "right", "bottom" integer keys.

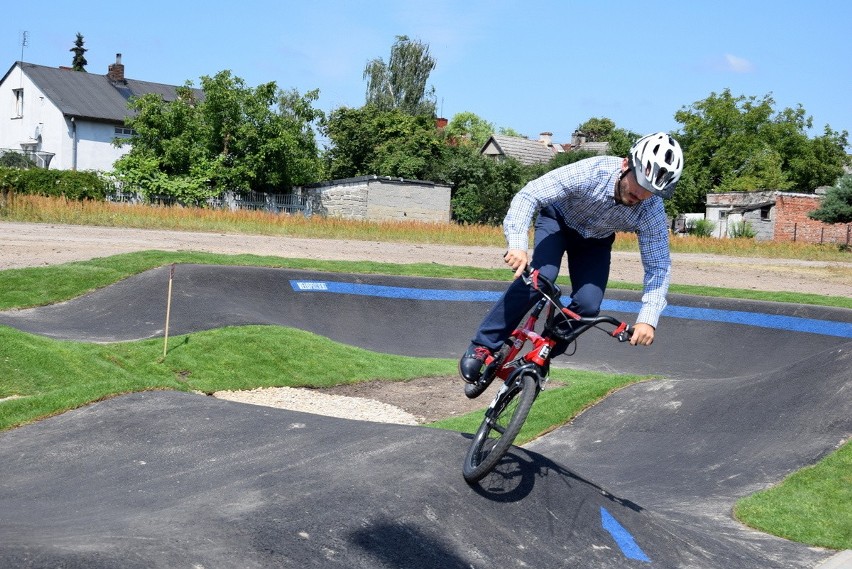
[{"left": 458, "top": 345, "right": 495, "bottom": 384}]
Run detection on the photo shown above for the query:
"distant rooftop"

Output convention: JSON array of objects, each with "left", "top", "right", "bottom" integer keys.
[{"left": 4, "top": 56, "right": 200, "bottom": 123}]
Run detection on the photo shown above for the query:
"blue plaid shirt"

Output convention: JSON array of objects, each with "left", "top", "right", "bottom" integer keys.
[{"left": 504, "top": 156, "right": 671, "bottom": 327}]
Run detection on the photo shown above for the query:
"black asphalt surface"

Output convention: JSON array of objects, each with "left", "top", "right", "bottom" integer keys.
[{"left": 1, "top": 265, "right": 850, "bottom": 568}]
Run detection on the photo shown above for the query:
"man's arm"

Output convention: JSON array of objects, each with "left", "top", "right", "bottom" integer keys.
[
  {"left": 633, "top": 204, "right": 672, "bottom": 345},
  {"left": 502, "top": 162, "right": 593, "bottom": 277}
]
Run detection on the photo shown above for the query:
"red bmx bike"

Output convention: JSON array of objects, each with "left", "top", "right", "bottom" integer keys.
[{"left": 463, "top": 268, "right": 633, "bottom": 483}]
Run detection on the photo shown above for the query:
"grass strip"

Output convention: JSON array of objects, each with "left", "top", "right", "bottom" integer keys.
[
  {"left": 0, "top": 325, "right": 456, "bottom": 431},
  {"left": 428, "top": 371, "right": 650, "bottom": 445},
  {"left": 734, "top": 441, "right": 852, "bottom": 550}
]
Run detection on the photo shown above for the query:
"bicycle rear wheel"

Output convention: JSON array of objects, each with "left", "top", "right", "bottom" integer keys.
[{"left": 462, "top": 371, "right": 539, "bottom": 483}]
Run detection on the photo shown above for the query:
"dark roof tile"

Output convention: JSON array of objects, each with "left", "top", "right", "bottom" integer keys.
[{"left": 12, "top": 62, "right": 195, "bottom": 123}]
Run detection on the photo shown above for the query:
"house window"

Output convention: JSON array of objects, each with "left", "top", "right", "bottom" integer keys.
[
  {"left": 13, "top": 88, "right": 23, "bottom": 117},
  {"left": 114, "top": 126, "right": 136, "bottom": 137},
  {"left": 760, "top": 206, "right": 771, "bottom": 221},
  {"left": 719, "top": 210, "right": 728, "bottom": 219}
]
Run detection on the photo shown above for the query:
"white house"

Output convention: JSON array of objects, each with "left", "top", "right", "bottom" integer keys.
[{"left": 0, "top": 55, "right": 191, "bottom": 171}]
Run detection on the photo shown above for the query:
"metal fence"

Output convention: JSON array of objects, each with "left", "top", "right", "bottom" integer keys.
[
  {"left": 0, "top": 148, "right": 55, "bottom": 169},
  {"left": 231, "top": 191, "right": 307, "bottom": 214},
  {"left": 106, "top": 189, "right": 308, "bottom": 215}
]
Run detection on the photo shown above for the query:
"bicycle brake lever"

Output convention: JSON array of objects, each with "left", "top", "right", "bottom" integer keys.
[{"left": 613, "top": 323, "right": 633, "bottom": 342}]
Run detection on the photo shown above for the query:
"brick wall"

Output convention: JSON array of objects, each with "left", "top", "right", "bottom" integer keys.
[{"left": 774, "top": 194, "right": 852, "bottom": 245}]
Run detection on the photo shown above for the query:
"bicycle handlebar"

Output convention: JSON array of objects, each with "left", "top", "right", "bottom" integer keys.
[{"left": 521, "top": 267, "right": 633, "bottom": 342}]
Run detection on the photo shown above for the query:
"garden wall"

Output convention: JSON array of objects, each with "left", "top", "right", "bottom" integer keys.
[
  {"left": 303, "top": 176, "right": 452, "bottom": 222},
  {"left": 773, "top": 193, "right": 852, "bottom": 245}
]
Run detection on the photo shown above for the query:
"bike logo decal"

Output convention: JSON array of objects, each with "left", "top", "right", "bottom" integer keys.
[{"left": 294, "top": 281, "right": 329, "bottom": 291}]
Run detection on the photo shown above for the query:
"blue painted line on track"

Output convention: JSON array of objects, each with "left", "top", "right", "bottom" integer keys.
[
  {"left": 600, "top": 506, "right": 651, "bottom": 563},
  {"left": 602, "top": 299, "right": 852, "bottom": 338},
  {"left": 290, "top": 280, "right": 505, "bottom": 302},
  {"left": 290, "top": 280, "right": 852, "bottom": 339}
]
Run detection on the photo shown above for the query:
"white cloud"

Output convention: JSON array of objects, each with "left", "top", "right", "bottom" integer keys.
[{"left": 722, "top": 53, "right": 755, "bottom": 73}]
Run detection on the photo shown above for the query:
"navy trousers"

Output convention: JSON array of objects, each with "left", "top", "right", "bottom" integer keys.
[{"left": 471, "top": 206, "right": 615, "bottom": 351}]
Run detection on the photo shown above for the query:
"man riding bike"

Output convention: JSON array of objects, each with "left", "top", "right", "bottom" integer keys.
[{"left": 460, "top": 132, "right": 684, "bottom": 386}]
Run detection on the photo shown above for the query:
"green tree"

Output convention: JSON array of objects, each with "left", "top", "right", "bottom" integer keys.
[
  {"left": 322, "top": 104, "right": 443, "bottom": 180},
  {"left": 673, "top": 89, "right": 849, "bottom": 215},
  {"left": 498, "top": 126, "right": 523, "bottom": 138},
  {"left": 576, "top": 117, "right": 616, "bottom": 141},
  {"left": 574, "top": 117, "right": 639, "bottom": 157},
  {"left": 114, "top": 70, "right": 323, "bottom": 202},
  {"left": 429, "top": 144, "right": 527, "bottom": 224},
  {"left": 808, "top": 174, "right": 852, "bottom": 224},
  {"left": 70, "top": 33, "right": 87, "bottom": 72},
  {"left": 445, "top": 112, "right": 495, "bottom": 148},
  {"left": 364, "top": 35, "right": 437, "bottom": 116}
]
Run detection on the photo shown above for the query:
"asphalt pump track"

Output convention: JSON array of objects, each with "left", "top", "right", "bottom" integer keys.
[{"left": 0, "top": 265, "right": 850, "bottom": 568}]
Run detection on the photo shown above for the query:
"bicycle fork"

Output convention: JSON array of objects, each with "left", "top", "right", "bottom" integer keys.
[{"left": 485, "top": 365, "right": 542, "bottom": 424}]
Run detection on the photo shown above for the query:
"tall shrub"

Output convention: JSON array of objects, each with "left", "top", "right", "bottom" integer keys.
[{"left": 0, "top": 168, "right": 109, "bottom": 200}]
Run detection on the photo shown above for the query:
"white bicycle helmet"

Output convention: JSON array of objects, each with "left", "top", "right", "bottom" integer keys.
[{"left": 628, "top": 132, "right": 683, "bottom": 198}]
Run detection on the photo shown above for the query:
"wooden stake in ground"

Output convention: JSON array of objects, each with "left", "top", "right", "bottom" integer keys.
[{"left": 163, "top": 264, "right": 175, "bottom": 358}]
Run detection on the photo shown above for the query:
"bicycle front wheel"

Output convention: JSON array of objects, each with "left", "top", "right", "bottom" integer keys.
[{"left": 462, "top": 372, "right": 539, "bottom": 483}]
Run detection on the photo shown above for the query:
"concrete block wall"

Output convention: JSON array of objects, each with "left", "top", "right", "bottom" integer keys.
[
  {"left": 306, "top": 182, "right": 369, "bottom": 218},
  {"left": 741, "top": 210, "right": 774, "bottom": 241},
  {"left": 774, "top": 194, "right": 852, "bottom": 245},
  {"left": 305, "top": 176, "right": 451, "bottom": 222},
  {"left": 365, "top": 179, "right": 451, "bottom": 222}
]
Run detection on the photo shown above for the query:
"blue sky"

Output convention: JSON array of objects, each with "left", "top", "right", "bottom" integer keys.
[{"left": 4, "top": 0, "right": 850, "bottom": 148}]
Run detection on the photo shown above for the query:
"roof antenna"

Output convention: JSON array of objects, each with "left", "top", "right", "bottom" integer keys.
[
  {"left": 19, "top": 31, "right": 28, "bottom": 88},
  {"left": 20, "top": 31, "right": 28, "bottom": 62}
]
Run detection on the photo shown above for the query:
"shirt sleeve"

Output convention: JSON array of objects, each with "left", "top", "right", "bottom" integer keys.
[
  {"left": 636, "top": 201, "right": 671, "bottom": 328},
  {"left": 502, "top": 163, "right": 586, "bottom": 251}
]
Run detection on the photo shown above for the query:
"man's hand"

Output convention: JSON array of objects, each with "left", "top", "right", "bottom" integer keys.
[
  {"left": 503, "top": 249, "right": 529, "bottom": 279},
  {"left": 630, "top": 322, "right": 655, "bottom": 346}
]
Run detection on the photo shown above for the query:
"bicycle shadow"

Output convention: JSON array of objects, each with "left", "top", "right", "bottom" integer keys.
[{"left": 463, "top": 438, "right": 643, "bottom": 513}]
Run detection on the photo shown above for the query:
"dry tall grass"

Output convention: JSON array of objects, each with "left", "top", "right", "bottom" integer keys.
[{"left": 1, "top": 194, "right": 849, "bottom": 261}]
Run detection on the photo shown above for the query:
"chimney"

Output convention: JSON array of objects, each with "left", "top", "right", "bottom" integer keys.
[
  {"left": 107, "top": 53, "right": 125, "bottom": 83},
  {"left": 539, "top": 132, "right": 553, "bottom": 146},
  {"left": 435, "top": 117, "right": 448, "bottom": 129}
]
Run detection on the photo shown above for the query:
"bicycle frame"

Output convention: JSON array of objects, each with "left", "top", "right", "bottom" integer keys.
[
  {"left": 492, "top": 269, "right": 631, "bottom": 383},
  {"left": 493, "top": 296, "right": 554, "bottom": 382}
]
